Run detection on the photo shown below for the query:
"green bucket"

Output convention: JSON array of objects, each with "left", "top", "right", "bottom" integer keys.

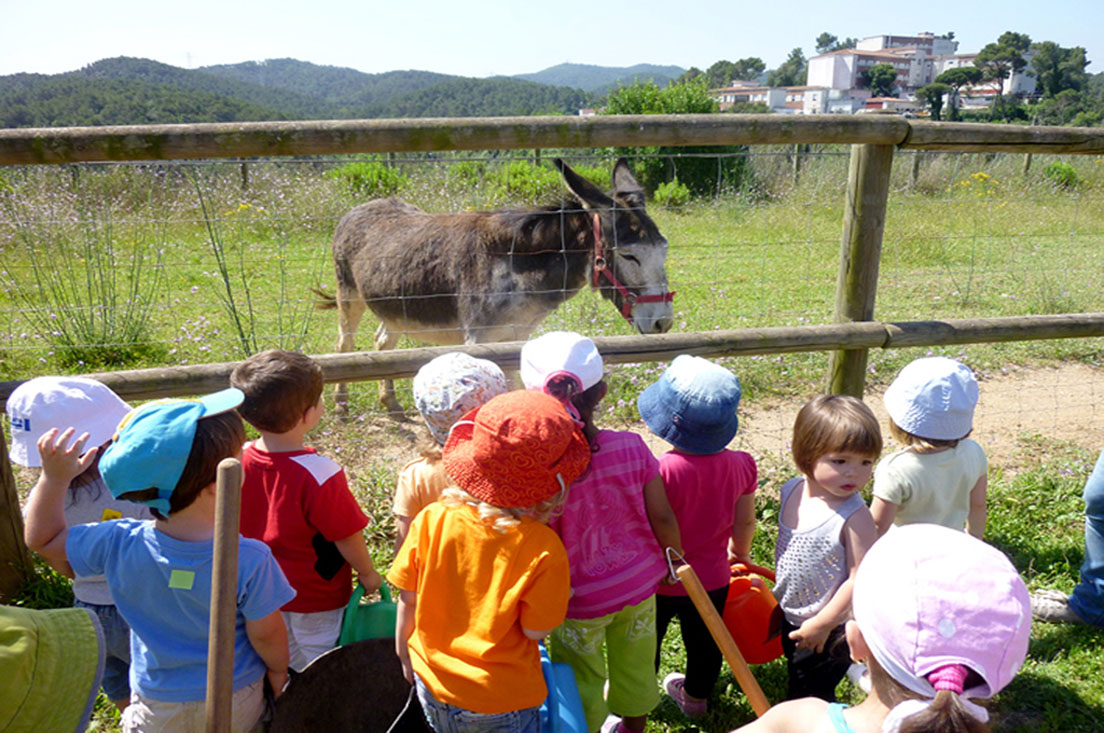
[{"left": 338, "top": 583, "right": 397, "bottom": 645}]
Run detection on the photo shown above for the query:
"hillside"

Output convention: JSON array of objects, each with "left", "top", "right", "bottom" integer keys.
[
  {"left": 513, "top": 62, "right": 685, "bottom": 91},
  {"left": 0, "top": 57, "right": 600, "bottom": 127}
]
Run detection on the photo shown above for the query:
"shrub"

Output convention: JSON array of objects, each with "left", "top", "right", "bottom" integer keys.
[
  {"left": 489, "top": 160, "right": 562, "bottom": 203},
  {"left": 325, "top": 160, "right": 408, "bottom": 198},
  {"left": 653, "top": 178, "right": 692, "bottom": 209},
  {"left": 1042, "top": 161, "right": 1084, "bottom": 189}
]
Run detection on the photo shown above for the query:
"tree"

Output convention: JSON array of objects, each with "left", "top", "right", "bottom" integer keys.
[
  {"left": 1031, "top": 41, "right": 1090, "bottom": 98},
  {"left": 602, "top": 78, "right": 753, "bottom": 196},
  {"left": 815, "top": 33, "right": 838, "bottom": 55},
  {"left": 934, "top": 66, "right": 982, "bottom": 121},
  {"left": 705, "top": 60, "right": 738, "bottom": 88},
  {"left": 676, "top": 67, "right": 703, "bottom": 84},
  {"left": 731, "top": 57, "right": 766, "bottom": 82},
  {"left": 916, "top": 83, "right": 951, "bottom": 120},
  {"left": 861, "top": 63, "right": 899, "bottom": 97},
  {"left": 766, "top": 48, "right": 807, "bottom": 87},
  {"left": 975, "top": 31, "right": 1032, "bottom": 120}
]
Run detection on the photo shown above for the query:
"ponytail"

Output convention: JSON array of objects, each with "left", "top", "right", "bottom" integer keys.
[
  {"left": 543, "top": 376, "right": 605, "bottom": 450},
  {"left": 897, "top": 690, "right": 988, "bottom": 733}
]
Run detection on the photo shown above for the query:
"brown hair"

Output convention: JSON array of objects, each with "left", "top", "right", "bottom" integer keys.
[
  {"left": 119, "top": 411, "right": 246, "bottom": 520},
  {"left": 868, "top": 657, "right": 988, "bottom": 733},
  {"left": 230, "top": 349, "right": 324, "bottom": 433},
  {"left": 889, "top": 419, "right": 969, "bottom": 453},
  {"left": 544, "top": 376, "right": 605, "bottom": 449},
  {"left": 792, "top": 394, "right": 883, "bottom": 475}
]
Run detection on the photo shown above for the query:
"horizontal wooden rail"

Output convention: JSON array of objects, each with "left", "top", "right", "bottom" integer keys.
[
  {"left": 2, "top": 115, "right": 1103, "bottom": 166},
  {"left": 2, "top": 312, "right": 1101, "bottom": 406}
]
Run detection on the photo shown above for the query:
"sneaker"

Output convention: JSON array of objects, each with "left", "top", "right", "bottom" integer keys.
[
  {"left": 663, "top": 673, "right": 707, "bottom": 718},
  {"left": 1031, "top": 589, "right": 1087, "bottom": 624},
  {"left": 600, "top": 714, "right": 622, "bottom": 733},
  {"left": 846, "top": 662, "right": 872, "bottom": 694}
]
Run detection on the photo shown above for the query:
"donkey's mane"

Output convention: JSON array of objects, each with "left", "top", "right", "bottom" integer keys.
[{"left": 486, "top": 200, "right": 590, "bottom": 256}]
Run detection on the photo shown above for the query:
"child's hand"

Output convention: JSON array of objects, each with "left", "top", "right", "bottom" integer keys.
[
  {"left": 266, "top": 668, "right": 289, "bottom": 699},
  {"left": 359, "top": 569, "right": 383, "bottom": 595},
  {"left": 790, "top": 617, "right": 832, "bottom": 653},
  {"left": 37, "top": 428, "right": 96, "bottom": 485}
]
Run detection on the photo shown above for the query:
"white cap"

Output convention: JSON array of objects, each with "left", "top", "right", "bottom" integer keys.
[
  {"left": 884, "top": 357, "right": 978, "bottom": 440},
  {"left": 6, "top": 377, "right": 131, "bottom": 467},
  {"left": 520, "top": 332, "right": 604, "bottom": 394}
]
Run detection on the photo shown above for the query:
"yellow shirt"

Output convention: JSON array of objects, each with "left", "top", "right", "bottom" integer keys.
[
  {"left": 392, "top": 456, "right": 451, "bottom": 519},
  {"left": 387, "top": 502, "right": 570, "bottom": 713}
]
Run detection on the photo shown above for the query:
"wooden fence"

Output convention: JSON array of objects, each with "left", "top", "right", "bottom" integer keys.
[{"left": 1, "top": 113, "right": 1103, "bottom": 599}]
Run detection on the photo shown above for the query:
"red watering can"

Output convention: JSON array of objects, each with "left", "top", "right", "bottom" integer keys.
[{"left": 722, "top": 562, "right": 783, "bottom": 665}]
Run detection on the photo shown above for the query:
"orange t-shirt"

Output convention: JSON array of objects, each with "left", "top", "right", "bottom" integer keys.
[{"left": 387, "top": 501, "right": 570, "bottom": 713}]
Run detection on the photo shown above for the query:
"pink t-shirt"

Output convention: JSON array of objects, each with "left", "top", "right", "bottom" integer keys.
[
  {"left": 656, "top": 449, "right": 758, "bottom": 596},
  {"left": 549, "top": 430, "right": 666, "bottom": 619}
]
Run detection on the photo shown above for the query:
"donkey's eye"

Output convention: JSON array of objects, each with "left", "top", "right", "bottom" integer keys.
[{"left": 621, "top": 254, "right": 640, "bottom": 265}]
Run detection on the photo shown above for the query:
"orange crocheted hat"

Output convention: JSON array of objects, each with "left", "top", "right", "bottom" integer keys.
[{"left": 442, "top": 390, "right": 591, "bottom": 508}]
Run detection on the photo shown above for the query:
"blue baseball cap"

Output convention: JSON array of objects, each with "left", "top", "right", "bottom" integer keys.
[
  {"left": 100, "top": 388, "right": 244, "bottom": 514},
  {"left": 637, "top": 355, "right": 742, "bottom": 455}
]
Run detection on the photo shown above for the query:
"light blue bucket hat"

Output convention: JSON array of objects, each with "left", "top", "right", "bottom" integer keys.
[{"left": 637, "top": 355, "right": 742, "bottom": 455}]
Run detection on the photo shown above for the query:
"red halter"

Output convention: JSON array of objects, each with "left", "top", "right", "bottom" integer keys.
[{"left": 589, "top": 213, "right": 676, "bottom": 322}]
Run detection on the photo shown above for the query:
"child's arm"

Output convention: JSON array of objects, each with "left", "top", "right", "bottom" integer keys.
[
  {"left": 334, "top": 530, "right": 383, "bottom": 594},
  {"left": 788, "top": 509, "right": 877, "bottom": 653},
  {"left": 393, "top": 515, "right": 413, "bottom": 555},
  {"left": 643, "top": 475, "right": 683, "bottom": 561},
  {"left": 395, "top": 589, "right": 417, "bottom": 683},
  {"left": 245, "top": 610, "right": 290, "bottom": 698},
  {"left": 870, "top": 496, "right": 899, "bottom": 537},
  {"left": 966, "top": 474, "right": 988, "bottom": 539},
  {"left": 23, "top": 428, "right": 97, "bottom": 578},
  {"left": 727, "top": 493, "right": 757, "bottom": 565}
]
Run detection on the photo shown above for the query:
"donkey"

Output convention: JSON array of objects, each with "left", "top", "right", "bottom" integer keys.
[{"left": 317, "top": 158, "right": 675, "bottom": 413}]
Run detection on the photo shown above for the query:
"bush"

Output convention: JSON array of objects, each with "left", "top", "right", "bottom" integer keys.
[
  {"left": 1042, "top": 161, "right": 1084, "bottom": 189},
  {"left": 325, "top": 160, "right": 408, "bottom": 198},
  {"left": 489, "top": 160, "right": 562, "bottom": 203},
  {"left": 653, "top": 178, "right": 692, "bottom": 208}
]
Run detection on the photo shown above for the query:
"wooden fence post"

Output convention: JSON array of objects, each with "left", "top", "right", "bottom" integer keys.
[
  {"left": 827, "top": 143, "right": 895, "bottom": 397},
  {"left": 0, "top": 424, "right": 32, "bottom": 602},
  {"left": 910, "top": 150, "right": 922, "bottom": 188},
  {"left": 1022, "top": 153, "right": 1033, "bottom": 177},
  {"left": 206, "top": 458, "right": 242, "bottom": 733}
]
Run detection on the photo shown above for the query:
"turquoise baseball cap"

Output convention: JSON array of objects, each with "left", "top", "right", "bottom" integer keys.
[{"left": 100, "top": 388, "right": 244, "bottom": 514}]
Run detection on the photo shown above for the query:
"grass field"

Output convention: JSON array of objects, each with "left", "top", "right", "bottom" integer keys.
[{"left": 5, "top": 148, "right": 1104, "bottom": 731}]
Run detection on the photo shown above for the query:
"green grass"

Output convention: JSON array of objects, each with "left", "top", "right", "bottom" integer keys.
[{"left": 6, "top": 150, "right": 1104, "bottom": 731}]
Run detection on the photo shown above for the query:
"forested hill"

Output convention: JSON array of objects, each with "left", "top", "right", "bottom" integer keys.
[
  {"left": 0, "top": 57, "right": 597, "bottom": 127},
  {"left": 514, "top": 62, "right": 685, "bottom": 92}
]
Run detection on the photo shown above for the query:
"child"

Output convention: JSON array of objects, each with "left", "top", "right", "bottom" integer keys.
[
  {"left": 23, "top": 388, "right": 295, "bottom": 732},
  {"left": 521, "top": 331, "right": 683, "bottom": 733},
  {"left": 388, "top": 389, "right": 591, "bottom": 733},
  {"left": 231, "top": 349, "right": 383, "bottom": 672},
  {"left": 772, "top": 394, "right": 881, "bottom": 703},
  {"left": 736, "top": 523, "right": 1031, "bottom": 732},
  {"left": 393, "top": 351, "right": 507, "bottom": 551},
  {"left": 637, "top": 354, "right": 758, "bottom": 718},
  {"left": 872, "top": 356, "right": 988, "bottom": 539},
  {"left": 8, "top": 376, "right": 149, "bottom": 713}
]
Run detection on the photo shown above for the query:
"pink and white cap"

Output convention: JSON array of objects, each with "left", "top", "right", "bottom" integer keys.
[
  {"left": 853, "top": 524, "right": 1031, "bottom": 731},
  {"left": 520, "top": 332, "right": 604, "bottom": 394}
]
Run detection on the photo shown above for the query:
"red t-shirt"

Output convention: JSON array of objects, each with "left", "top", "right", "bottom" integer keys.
[{"left": 239, "top": 442, "right": 370, "bottom": 613}]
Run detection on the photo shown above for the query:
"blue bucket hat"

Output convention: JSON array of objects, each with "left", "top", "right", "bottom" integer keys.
[
  {"left": 637, "top": 355, "right": 742, "bottom": 455},
  {"left": 100, "top": 388, "right": 244, "bottom": 514}
]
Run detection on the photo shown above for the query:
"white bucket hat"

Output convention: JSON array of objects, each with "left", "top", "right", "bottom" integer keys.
[
  {"left": 6, "top": 376, "right": 131, "bottom": 467},
  {"left": 883, "top": 357, "right": 978, "bottom": 441}
]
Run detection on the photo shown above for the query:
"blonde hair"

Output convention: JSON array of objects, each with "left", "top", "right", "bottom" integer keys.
[
  {"left": 889, "top": 419, "right": 969, "bottom": 454},
  {"left": 441, "top": 486, "right": 567, "bottom": 533},
  {"left": 792, "top": 394, "right": 883, "bottom": 475},
  {"left": 867, "top": 656, "right": 988, "bottom": 733}
]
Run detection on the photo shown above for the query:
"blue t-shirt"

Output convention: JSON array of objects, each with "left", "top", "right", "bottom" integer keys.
[{"left": 67, "top": 519, "right": 296, "bottom": 702}]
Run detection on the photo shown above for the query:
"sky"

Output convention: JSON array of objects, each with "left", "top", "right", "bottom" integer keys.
[{"left": 2, "top": 0, "right": 1101, "bottom": 79}]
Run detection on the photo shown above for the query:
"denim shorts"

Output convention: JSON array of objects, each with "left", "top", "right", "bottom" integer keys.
[
  {"left": 415, "top": 675, "right": 540, "bottom": 733},
  {"left": 74, "top": 599, "right": 131, "bottom": 702}
]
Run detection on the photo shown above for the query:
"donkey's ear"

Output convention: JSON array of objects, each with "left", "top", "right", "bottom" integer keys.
[
  {"left": 555, "top": 158, "right": 613, "bottom": 210},
  {"left": 611, "top": 158, "right": 646, "bottom": 208}
]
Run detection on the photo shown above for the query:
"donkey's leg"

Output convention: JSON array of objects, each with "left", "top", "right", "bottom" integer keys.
[
  {"left": 375, "top": 323, "right": 404, "bottom": 416},
  {"left": 333, "top": 290, "right": 367, "bottom": 414}
]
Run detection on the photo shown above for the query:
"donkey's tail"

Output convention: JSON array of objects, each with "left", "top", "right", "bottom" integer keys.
[{"left": 312, "top": 287, "right": 338, "bottom": 310}]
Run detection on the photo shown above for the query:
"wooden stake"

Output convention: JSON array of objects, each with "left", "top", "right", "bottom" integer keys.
[
  {"left": 206, "top": 458, "right": 243, "bottom": 733},
  {"left": 676, "top": 563, "right": 771, "bottom": 717}
]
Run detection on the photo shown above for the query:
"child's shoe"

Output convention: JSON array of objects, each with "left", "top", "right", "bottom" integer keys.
[
  {"left": 663, "top": 673, "right": 707, "bottom": 718},
  {"left": 600, "top": 714, "right": 623, "bottom": 733},
  {"left": 1031, "top": 589, "right": 1086, "bottom": 624}
]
